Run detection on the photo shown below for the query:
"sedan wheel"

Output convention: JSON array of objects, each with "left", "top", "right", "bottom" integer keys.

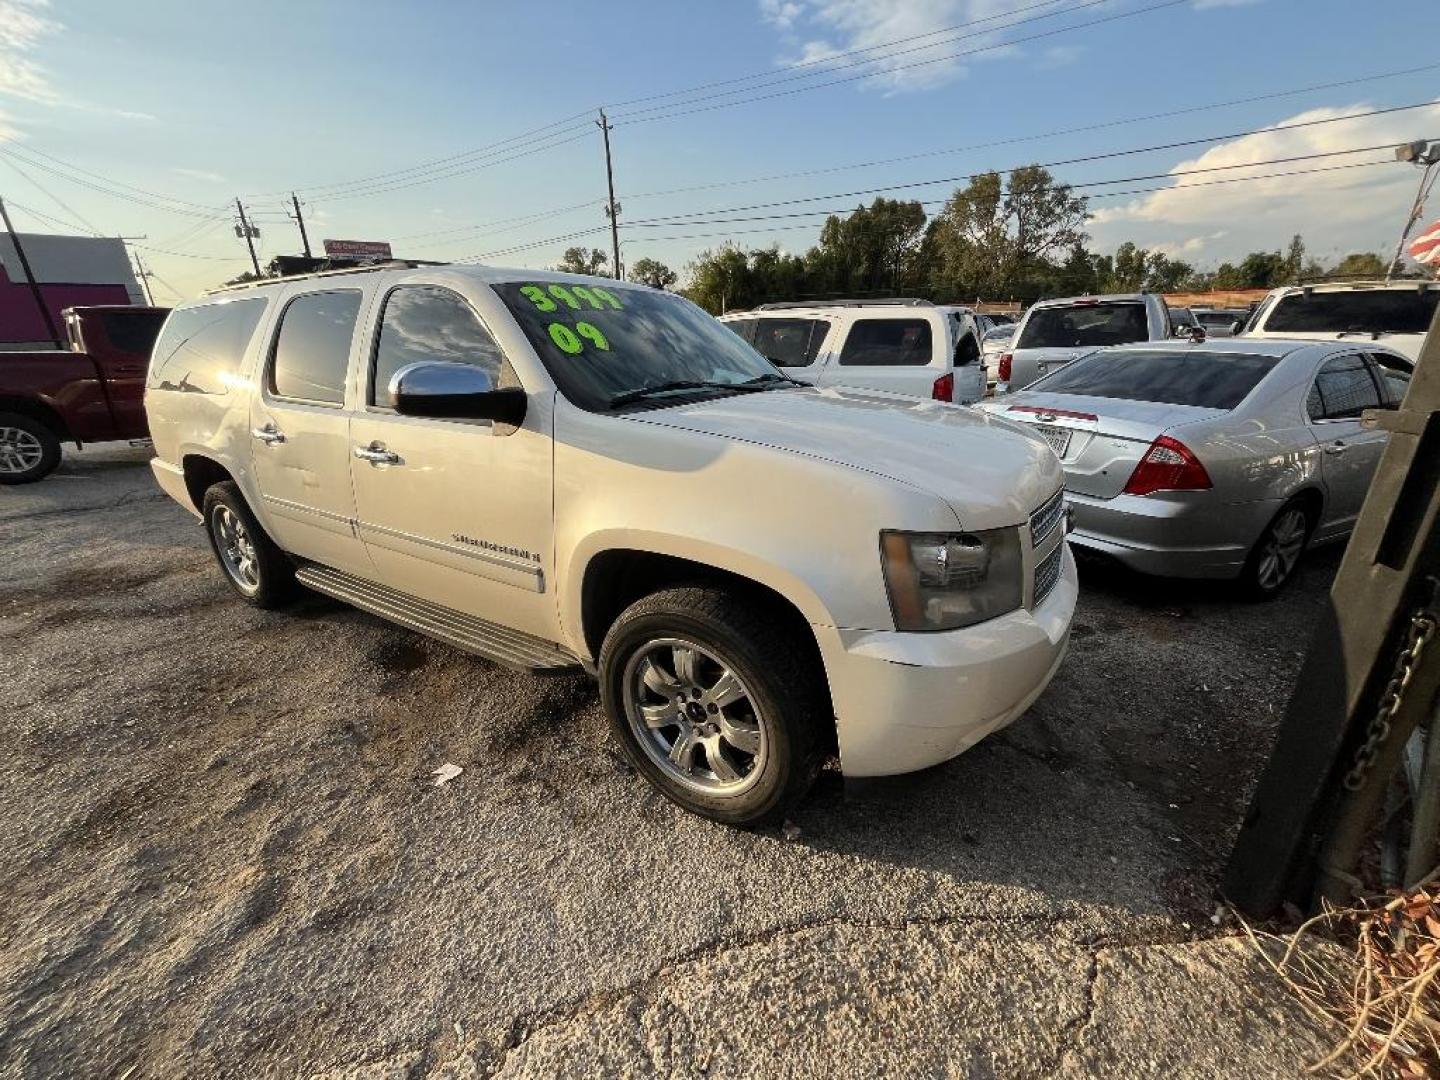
[
  {"left": 622, "top": 637, "right": 767, "bottom": 796},
  {"left": 1244, "top": 502, "right": 1312, "bottom": 598}
]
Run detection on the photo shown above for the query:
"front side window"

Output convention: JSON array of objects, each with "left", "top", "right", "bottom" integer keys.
[
  {"left": 1017, "top": 302, "right": 1148, "bottom": 349},
  {"left": 146, "top": 297, "right": 267, "bottom": 395},
  {"left": 269, "top": 290, "right": 363, "bottom": 405},
  {"left": 1307, "top": 354, "right": 1382, "bottom": 421},
  {"left": 371, "top": 286, "right": 505, "bottom": 406},
  {"left": 493, "top": 282, "right": 780, "bottom": 411},
  {"left": 838, "top": 318, "right": 932, "bottom": 367},
  {"left": 751, "top": 318, "right": 825, "bottom": 368}
]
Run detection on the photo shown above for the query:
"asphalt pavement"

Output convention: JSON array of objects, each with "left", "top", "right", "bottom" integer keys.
[{"left": 0, "top": 446, "right": 1337, "bottom": 1078}]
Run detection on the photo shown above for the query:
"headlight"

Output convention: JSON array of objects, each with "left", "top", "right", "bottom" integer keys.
[{"left": 880, "top": 528, "right": 1024, "bottom": 632}]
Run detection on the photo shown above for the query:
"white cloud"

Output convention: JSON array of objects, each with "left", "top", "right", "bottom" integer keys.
[
  {"left": 760, "top": 0, "right": 1023, "bottom": 94},
  {"left": 1089, "top": 101, "right": 1440, "bottom": 265},
  {"left": 1036, "top": 43, "right": 1085, "bottom": 69},
  {"left": 0, "top": 0, "right": 61, "bottom": 104},
  {"left": 173, "top": 167, "right": 225, "bottom": 184}
]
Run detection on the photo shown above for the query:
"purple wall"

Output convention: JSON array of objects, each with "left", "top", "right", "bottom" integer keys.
[{"left": 0, "top": 264, "right": 133, "bottom": 345}]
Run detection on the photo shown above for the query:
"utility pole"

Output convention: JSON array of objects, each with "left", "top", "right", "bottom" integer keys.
[
  {"left": 235, "top": 197, "right": 261, "bottom": 278},
  {"left": 290, "top": 192, "right": 312, "bottom": 258},
  {"left": 1386, "top": 140, "right": 1440, "bottom": 282},
  {"left": 131, "top": 251, "right": 155, "bottom": 306},
  {"left": 597, "top": 109, "right": 621, "bottom": 281},
  {"left": 0, "top": 195, "right": 63, "bottom": 348}
]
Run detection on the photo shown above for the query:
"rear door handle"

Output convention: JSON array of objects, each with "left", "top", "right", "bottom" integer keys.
[
  {"left": 251, "top": 424, "right": 286, "bottom": 445},
  {"left": 1323, "top": 440, "right": 1347, "bottom": 455},
  {"left": 353, "top": 443, "right": 401, "bottom": 465}
]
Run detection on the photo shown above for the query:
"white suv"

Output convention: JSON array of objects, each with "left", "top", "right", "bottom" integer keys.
[
  {"left": 145, "top": 265, "right": 1075, "bottom": 824},
  {"left": 719, "top": 299, "right": 986, "bottom": 404},
  {"left": 1241, "top": 280, "right": 1438, "bottom": 361}
]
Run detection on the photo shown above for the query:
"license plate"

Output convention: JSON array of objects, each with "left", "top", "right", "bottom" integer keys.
[{"left": 1035, "top": 423, "right": 1071, "bottom": 458}]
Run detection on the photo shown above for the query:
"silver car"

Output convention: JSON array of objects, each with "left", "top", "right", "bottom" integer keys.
[{"left": 985, "top": 339, "right": 1413, "bottom": 595}]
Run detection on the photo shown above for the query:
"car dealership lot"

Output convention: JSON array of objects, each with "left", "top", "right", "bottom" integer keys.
[{"left": 1, "top": 447, "right": 1338, "bottom": 1077}]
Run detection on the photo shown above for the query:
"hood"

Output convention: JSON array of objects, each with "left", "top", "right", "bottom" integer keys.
[{"left": 629, "top": 385, "right": 1062, "bottom": 529}]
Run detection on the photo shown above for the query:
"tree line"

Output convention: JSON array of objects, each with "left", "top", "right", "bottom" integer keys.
[{"left": 550, "top": 165, "right": 1404, "bottom": 313}]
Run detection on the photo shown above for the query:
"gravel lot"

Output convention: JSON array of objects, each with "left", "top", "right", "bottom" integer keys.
[{"left": 1, "top": 446, "right": 1339, "bottom": 1078}]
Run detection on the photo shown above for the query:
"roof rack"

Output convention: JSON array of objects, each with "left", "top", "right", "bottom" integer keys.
[
  {"left": 755, "top": 297, "right": 933, "bottom": 310},
  {"left": 204, "top": 259, "right": 448, "bottom": 296}
]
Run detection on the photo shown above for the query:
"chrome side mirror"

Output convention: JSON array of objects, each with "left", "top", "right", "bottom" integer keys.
[{"left": 389, "top": 362, "right": 526, "bottom": 424}]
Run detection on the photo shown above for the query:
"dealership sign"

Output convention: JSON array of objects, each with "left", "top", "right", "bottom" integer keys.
[{"left": 323, "top": 239, "right": 393, "bottom": 262}]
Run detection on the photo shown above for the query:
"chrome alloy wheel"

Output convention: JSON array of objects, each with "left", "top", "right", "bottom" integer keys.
[
  {"left": 211, "top": 505, "right": 261, "bottom": 595},
  {"left": 1256, "top": 506, "right": 1308, "bottom": 591},
  {"left": 622, "top": 637, "right": 767, "bottom": 795},
  {"left": 0, "top": 425, "right": 44, "bottom": 475}
]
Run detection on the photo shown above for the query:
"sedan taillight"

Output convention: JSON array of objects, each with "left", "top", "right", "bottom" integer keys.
[
  {"left": 1123, "top": 435, "right": 1212, "bottom": 496},
  {"left": 998, "top": 352, "right": 1012, "bottom": 382}
]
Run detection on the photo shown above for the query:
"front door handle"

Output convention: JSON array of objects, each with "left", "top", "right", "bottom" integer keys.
[
  {"left": 1323, "top": 440, "right": 1348, "bottom": 455},
  {"left": 353, "top": 443, "right": 401, "bottom": 465},
  {"left": 251, "top": 424, "right": 286, "bottom": 445}
]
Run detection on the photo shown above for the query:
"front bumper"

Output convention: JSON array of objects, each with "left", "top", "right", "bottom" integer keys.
[
  {"left": 1065, "top": 489, "right": 1279, "bottom": 579},
  {"left": 818, "top": 544, "right": 1077, "bottom": 777}
]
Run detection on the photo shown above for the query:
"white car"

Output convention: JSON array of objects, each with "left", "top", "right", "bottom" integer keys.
[
  {"left": 145, "top": 265, "right": 1075, "bottom": 824},
  {"left": 999, "top": 292, "right": 1177, "bottom": 394},
  {"left": 720, "top": 299, "right": 986, "bottom": 404},
  {"left": 1241, "top": 280, "right": 1438, "bottom": 361},
  {"left": 980, "top": 323, "right": 1016, "bottom": 391}
]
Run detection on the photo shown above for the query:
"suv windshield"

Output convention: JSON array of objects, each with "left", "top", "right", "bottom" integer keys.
[
  {"left": 1266, "top": 289, "right": 1440, "bottom": 334},
  {"left": 494, "top": 282, "right": 781, "bottom": 410},
  {"left": 1017, "top": 302, "right": 1148, "bottom": 349},
  {"left": 1032, "top": 349, "right": 1278, "bottom": 410}
]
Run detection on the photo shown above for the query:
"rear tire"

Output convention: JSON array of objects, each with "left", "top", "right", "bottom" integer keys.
[
  {"left": 202, "top": 481, "right": 297, "bottom": 609},
  {"left": 0, "top": 412, "right": 61, "bottom": 485},
  {"left": 1239, "top": 497, "right": 1313, "bottom": 600},
  {"left": 599, "top": 586, "right": 826, "bottom": 826}
]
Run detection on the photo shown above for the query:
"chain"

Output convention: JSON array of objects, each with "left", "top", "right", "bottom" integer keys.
[{"left": 1342, "top": 607, "right": 1438, "bottom": 792}]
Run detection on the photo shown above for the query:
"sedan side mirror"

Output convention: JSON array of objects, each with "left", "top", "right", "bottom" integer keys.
[{"left": 390, "top": 362, "right": 527, "bottom": 425}]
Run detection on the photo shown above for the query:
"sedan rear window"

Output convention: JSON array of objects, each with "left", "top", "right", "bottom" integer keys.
[
  {"left": 1033, "top": 349, "right": 1278, "bottom": 410},
  {"left": 1266, "top": 289, "right": 1439, "bottom": 334},
  {"left": 1017, "top": 302, "right": 1148, "bottom": 349}
]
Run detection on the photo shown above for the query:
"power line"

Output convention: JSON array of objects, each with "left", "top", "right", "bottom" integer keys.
[
  {"left": 7, "top": 144, "right": 222, "bottom": 211},
  {"left": 0, "top": 147, "right": 225, "bottom": 218},
  {"left": 611, "top": 0, "right": 1189, "bottom": 125},
  {"left": 618, "top": 103, "right": 1436, "bottom": 226},
  {"left": 0, "top": 197, "right": 96, "bottom": 236},
  {"left": 623, "top": 62, "right": 1440, "bottom": 202}
]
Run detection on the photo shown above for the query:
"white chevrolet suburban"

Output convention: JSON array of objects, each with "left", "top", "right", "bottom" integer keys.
[{"left": 145, "top": 264, "right": 1075, "bottom": 824}]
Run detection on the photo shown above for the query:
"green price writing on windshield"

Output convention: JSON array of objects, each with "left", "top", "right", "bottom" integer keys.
[
  {"left": 521, "top": 283, "right": 623, "bottom": 313},
  {"left": 548, "top": 321, "right": 610, "bottom": 355}
]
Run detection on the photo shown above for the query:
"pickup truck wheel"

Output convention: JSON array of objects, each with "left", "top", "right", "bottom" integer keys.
[
  {"left": 202, "top": 482, "right": 296, "bottom": 609},
  {"left": 0, "top": 412, "right": 61, "bottom": 485},
  {"left": 600, "top": 586, "right": 825, "bottom": 826}
]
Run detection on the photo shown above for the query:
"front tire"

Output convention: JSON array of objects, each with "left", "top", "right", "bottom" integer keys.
[
  {"left": 0, "top": 412, "right": 61, "bottom": 485},
  {"left": 202, "top": 481, "right": 296, "bottom": 609},
  {"left": 599, "top": 586, "right": 826, "bottom": 825},
  {"left": 1239, "top": 498, "right": 1313, "bottom": 600}
]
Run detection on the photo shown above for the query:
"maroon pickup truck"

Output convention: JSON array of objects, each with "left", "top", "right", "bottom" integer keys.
[{"left": 0, "top": 304, "right": 169, "bottom": 484}]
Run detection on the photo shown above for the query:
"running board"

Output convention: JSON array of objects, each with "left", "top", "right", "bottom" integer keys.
[{"left": 295, "top": 564, "right": 582, "bottom": 676}]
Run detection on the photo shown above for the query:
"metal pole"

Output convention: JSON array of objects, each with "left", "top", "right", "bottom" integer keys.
[
  {"left": 236, "top": 198, "right": 261, "bottom": 278},
  {"left": 132, "top": 251, "right": 154, "bottom": 306},
  {"left": 598, "top": 110, "right": 621, "bottom": 280},
  {"left": 1386, "top": 161, "right": 1435, "bottom": 283},
  {"left": 0, "top": 196, "right": 63, "bottom": 348},
  {"left": 291, "top": 192, "right": 312, "bottom": 259}
]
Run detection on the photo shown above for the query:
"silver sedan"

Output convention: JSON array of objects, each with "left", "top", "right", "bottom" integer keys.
[{"left": 980, "top": 339, "right": 1413, "bottom": 596}]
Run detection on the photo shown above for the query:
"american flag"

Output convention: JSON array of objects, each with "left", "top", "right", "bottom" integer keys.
[{"left": 1409, "top": 219, "right": 1440, "bottom": 267}]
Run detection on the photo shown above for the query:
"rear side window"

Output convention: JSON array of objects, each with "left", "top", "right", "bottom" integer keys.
[
  {"left": 1035, "top": 349, "right": 1278, "bottom": 410},
  {"left": 1267, "top": 289, "right": 1440, "bottom": 334},
  {"left": 100, "top": 310, "right": 168, "bottom": 356},
  {"left": 146, "top": 298, "right": 267, "bottom": 395},
  {"left": 370, "top": 286, "right": 505, "bottom": 406},
  {"left": 269, "top": 290, "right": 363, "bottom": 405},
  {"left": 1368, "top": 351, "right": 1412, "bottom": 407},
  {"left": 751, "top": 318, "right": 825, "bottom": 368},
  {"left": 838, "top": 318, "right": 931, "bottom": 367},
  {"left": 723, "top": 318, "right": 757, "bottom": 344},
  {"left": 1307, "top": 354, "right": 1382, "bottom": 421},
  {"left": 1017, "top": 302, "right": 1148, "bottom": 349}
]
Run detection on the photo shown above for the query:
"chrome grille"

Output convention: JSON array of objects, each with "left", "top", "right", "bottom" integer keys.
[
  {"left": 1029, "top": 489, "right": 1065, "bottom": 549},
  {"left": 1033, "top": 543, "right": 1063, "bottom": 608}
]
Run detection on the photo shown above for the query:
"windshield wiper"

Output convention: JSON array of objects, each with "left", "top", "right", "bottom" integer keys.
[{"left": 609, "top": 375, "right": 794, "bottom": 408}]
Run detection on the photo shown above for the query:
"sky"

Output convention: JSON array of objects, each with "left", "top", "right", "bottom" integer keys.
[{"left": 0, "top": 0, "right": 1436, "bottom": 302}]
